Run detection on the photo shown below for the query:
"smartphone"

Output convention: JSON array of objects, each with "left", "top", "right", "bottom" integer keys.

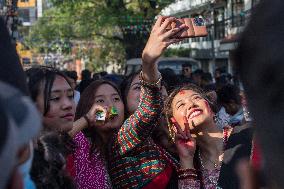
[{"left": 169, "top": 17, "right": 208, "bottom": 38}]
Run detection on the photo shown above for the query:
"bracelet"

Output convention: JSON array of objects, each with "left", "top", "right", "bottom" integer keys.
[
  {"left": 139, "top": 71, "right": 162, "bottom": 88},
  {"left": 177, "top": 168, "right": 198, "bottom": 179},
  {"left": 83, "top": 115, "right": 91, "bottom": 127},
  {"left": 178, "top": 173, "right": 198, "bottom": 180},
  {"left": 177, "top": 168, "right": 197, "bottom": 174}
]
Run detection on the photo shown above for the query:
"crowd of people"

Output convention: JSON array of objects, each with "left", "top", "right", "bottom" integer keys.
[{"left": 1, "top": 0, "right": 284, "bottom": 189}]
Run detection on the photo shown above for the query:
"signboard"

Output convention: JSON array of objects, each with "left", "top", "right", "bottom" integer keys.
[{"left": 18, "top": 0, "right": 36, "bottom": 8}]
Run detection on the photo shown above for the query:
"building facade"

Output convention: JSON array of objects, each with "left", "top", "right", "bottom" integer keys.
[
  {"left": 17, "top": 0, "right": 43, "bottom": 26},
  {"left": 16, "top": 0, "right": 48, "bottom": 69},
  {"left": 162, "top": 0, "right": 260, "bottom": 74}
]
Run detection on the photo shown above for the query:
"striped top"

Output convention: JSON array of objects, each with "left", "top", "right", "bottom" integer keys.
[{"left": 109, "top": 82, "right": 178, "bottom": 189}]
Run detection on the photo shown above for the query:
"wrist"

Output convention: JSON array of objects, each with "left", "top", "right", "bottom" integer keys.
[
  {"left": 139, "top": 71, "right": 162, "bottom": 88},
  {"left": 83, "top": 114, "right": 91, "bottom": 127},
  {"left": 142, "top": 50, "right": 159, "bottom": 67}
]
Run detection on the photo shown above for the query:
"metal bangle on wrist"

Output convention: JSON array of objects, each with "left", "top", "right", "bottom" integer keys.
[
  {"left": 177, "top": 168, "right": 198, "bottom": 179},
  {"left": 139, "top": 71, "right": 162, "bottom": 88}
]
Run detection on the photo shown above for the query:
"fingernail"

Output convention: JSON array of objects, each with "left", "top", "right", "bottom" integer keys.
[{"left": 170, "top": 117, "right": 176, "bottom": 123}]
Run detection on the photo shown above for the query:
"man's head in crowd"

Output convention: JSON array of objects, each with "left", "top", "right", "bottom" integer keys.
[
  {"left": 81, "top": 69, "right": 91, "bottom": 81},
  {"left": 192, "top": 69, "right": 204, "bottom": 86},
  {"left": 217, "top": 84, "right": 242, "bottom": 116},
  {"left": 65, "top": 71, "right": 78, "bottom": 90},
  {"left": 182, "top": 63, "right": 192, "bottom": 78}
]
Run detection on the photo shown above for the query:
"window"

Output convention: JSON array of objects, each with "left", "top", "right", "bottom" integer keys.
[
  {"left": 18, "top": 9, "right": 30, "bottom": 22},
  {"left": 181, "top": 38, "right": 189, "bottom": 44},
  {"left": 22, "top": 58, "right": 31, "bottom": 64},
  {"left": 200, "top": 27, "right": 212, "bottom": 42},
  {"left": 214, "top": 7, "right": 225, "bottom": 40},
  {"left": 232, "top": 0, "right": 245, "bottom": 27}
]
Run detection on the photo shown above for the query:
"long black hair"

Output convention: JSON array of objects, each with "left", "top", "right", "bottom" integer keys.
[
  {"left": 27, "top": 67, "right": 76, "bottom": 188},
  {"left": 120, "top": 70, "right": 141, "bottom": 117},
  {"left": 75, "top": 79, "right": 123, "bottom": 156}
]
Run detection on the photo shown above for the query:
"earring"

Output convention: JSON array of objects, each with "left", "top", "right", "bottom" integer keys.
[
  {"left": 168, "top": 123, "right": 176, "bottom": 143},
  {"left": 213, "top": 114, "right": 218, "bottom": 123}
]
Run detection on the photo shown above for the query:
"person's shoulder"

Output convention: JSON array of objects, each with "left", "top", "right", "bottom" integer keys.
[
  {"left": 232, "top": 122, "right": 253, "bottom": 134},
  {"left": 229, "top": 122, "right": 254, "bottom": 147}
]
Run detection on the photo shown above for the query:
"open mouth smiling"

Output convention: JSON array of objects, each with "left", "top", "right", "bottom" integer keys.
[{"left": 188, "top": 109, "right": 203, "bottom": 119}]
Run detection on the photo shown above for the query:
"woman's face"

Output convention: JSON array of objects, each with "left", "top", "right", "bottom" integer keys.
[
  {"left": 171, "top": 89, "right": 214, "bottom": 132},
  {"left": 37, "top": 75, "right": 75, "bottom": 132},
  {"left": 93, "top": 84, "right": 124, "bottom": 130},
  {"left": 126, "top": 74, "right": 169, "bottom": 115},
  {"left": 126, "top": 74, "right": 140, "bottom": 115}
]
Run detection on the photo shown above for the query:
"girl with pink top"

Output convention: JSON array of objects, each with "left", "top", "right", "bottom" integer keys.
[{"left": 67, "top": 79, "right": 125, "bottom": 189}]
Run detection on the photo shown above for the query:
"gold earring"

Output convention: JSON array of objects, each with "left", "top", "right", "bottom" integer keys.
[{"left": 168, "top": 123, "right": 176, "bottom": 143}]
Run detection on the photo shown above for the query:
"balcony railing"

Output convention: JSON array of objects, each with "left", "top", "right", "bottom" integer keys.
[{"left": 162, "top": 0, "right": 213, "bottom": 16}]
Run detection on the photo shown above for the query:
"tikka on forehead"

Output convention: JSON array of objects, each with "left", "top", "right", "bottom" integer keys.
[{"left": 178, "top": 90, "right": 186, "bottom": 95}]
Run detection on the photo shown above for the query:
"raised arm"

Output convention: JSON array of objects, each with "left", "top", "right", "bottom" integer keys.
[{"left": 115, "top": 16, "right": 186, "bottom": 155}]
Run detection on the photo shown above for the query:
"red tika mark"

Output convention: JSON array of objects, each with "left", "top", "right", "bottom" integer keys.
[{"left": 179, "top": 90, "right": 186, "bottom": 95}]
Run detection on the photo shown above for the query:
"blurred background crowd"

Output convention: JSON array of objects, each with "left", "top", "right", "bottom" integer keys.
[{"left": 1, "top": 0, "right": 284, "bottom": 189}]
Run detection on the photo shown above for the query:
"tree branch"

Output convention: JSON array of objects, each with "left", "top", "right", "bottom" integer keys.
[{"left": 94, "top": 32, "right": 123, "bottom": 42}]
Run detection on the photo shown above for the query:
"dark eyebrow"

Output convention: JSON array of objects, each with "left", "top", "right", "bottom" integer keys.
[
  {"left": 191, "top": 93, "right": 200, "bottom": 97},
  {"left": 175, "top": 100, "right": 183, "bottom": 108},
  {"left": 51, "top": 88, "right": 73, "bottom": 93},
  {"left": 94, "top": 95, "right": 105, "bottom": 98},
  {"left": 95, "top": 93, "right": 120, "bottom": 98},
  {"left": 174, "top": 93, "right": 200, "bottom": 108},
  {"left": 191, "top": 93, "right": 203, "bottom": 99},
  {"left": 131, "top": 82, "right": 141, "bottom": 87}
]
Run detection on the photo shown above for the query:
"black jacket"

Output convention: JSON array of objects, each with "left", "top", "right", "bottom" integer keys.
[{"left": 217, "top": 123, "right": 253, "bottom": 189}]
